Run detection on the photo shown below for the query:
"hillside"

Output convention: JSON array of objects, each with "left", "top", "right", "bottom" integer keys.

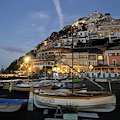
[{"left": 5, "top": 11, "right": 120, "bottom": 72}]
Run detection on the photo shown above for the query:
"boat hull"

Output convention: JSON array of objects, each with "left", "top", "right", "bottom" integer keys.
[
  {"left": 0, "top": 98, "right": 28, "bottom": 112},
  {"left": 0, "top": 104, "right": 22, "bottom": 112},
  {"left": 12, "top": 85, "right": 51, "bottom": 91},
  {"left": 34, "top": 93, "right": 116, "bottom": 112}
]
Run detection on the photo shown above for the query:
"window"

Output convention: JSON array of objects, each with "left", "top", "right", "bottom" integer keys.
[
  {"left": 62, "top": 55, "right": 66, "bottom": 59},
  {"left": 84, "top": 61, "right": 87, "bottom": 66},
  {"left": 79, "top": 55, "right": 87, "bottom": 58},
  {"left": 55, "top": 53, "right": 59, "bottom": 55},
  {"left": 112, "top": 53, "right": 115, "bottom": 56},
  {"left": 112, "top": 60, "right": 116, "bottom": 65},
  {"left": 117, "top": 53, "right": 120, "bottom": 56},
  {"left": 92, "top": 61, "right": 95, "bottom": 65},
  {"left": 73, "top": 55, "right": 77, "bottom": 59},
  {"left": 108, "top": 53, "right": 112, "bottom": 56},
  {"left": 74, "top": 62, "right": 77, "bottom": 65},
  {"left": 80, "top": 61, "right": 83, "bottom": 65},
  {"left": 68, "top": 56, "right": 71, "bottom": 59}
]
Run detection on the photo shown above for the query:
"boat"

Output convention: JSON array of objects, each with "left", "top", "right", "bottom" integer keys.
[
  {"left": 33, "top": 88, "right": 116, "bottom": 112},
  {"left": 0, "top": 74, "right": 27, "bottom": 80},
  {"left": 11, "top": 77, "right": 52, "bottom": 91},
  {"left": 12, "top": 83, "right": 51, "bottom": 91},
  {"left": 0, "top": 98, "right": 28, "bottom": 112},
  {"left": 0, "top": 83, "right": 4, "bottom": 88}
]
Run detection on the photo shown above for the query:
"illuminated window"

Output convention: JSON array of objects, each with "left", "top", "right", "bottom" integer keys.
[
  {"left": 74, "top": 62, "right": 77, "bottom": 65},
  {"left": 98, "top": 56, "right": 103, "bottom": 60},
  {"left": 108, "top": 53, "right": 112, "bottom": 56}
]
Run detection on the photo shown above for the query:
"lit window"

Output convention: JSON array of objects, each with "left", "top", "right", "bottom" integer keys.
[
  {"left": 108, "top": 53, "right": 112, "bottom": 56},
  {"left": 98, "top": 56, "right": 103, "bottom": 60}
]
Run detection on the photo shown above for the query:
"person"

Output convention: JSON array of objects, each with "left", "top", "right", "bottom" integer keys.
[
  {"left": 98, "top": 72, "right": 101, "bottom": 78},
  {"left": 93, "top": 75, "right": 96, "bottom": 82}
]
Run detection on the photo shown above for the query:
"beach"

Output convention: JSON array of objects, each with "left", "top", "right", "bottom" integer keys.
[{"left": 0, "top": 82, "right": 120, "bottom": 120}]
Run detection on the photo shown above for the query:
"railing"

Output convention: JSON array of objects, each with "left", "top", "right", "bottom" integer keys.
[{"left": 54, "top": 55, "right": 105, "bottom": 90}]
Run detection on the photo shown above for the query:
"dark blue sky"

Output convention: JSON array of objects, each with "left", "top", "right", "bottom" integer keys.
[{"left": 0, "top": 0, "right": 120, "bottom": 69}]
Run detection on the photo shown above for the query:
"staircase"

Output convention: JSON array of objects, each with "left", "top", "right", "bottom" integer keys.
[{"left": 54, "top": 56, "right": 105, "bottom": 90}]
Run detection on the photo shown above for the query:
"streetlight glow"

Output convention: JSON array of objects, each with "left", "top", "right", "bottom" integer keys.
[
  {"left": 28, "top": 67, "right": 32, "bottom": 72},
  {"left": 98, "top": 56, "right": 103, "bottom": 60},
  {"left": 25, "top": 57, "right": 30, "bottom": 62}
]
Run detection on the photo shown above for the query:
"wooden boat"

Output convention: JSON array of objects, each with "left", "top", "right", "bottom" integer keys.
[
  {"left": 0, "top": 98, "right": 28, "bottom": 112},
  {"left": 33, "top": 88, "right": 116, "bottom": 112},
  {"left": 12, "top": 84, "right": 51, "bottom": 91},
  {"left": 11, "top": 77, "right": 52, "bottom": 91}
]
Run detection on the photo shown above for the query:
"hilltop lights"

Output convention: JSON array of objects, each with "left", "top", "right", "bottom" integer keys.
[
  {"left": 25, "top": 57, "right": 30, "bottom": 62},
  {"left": 52, "top": 67, "right": 60, "bottom": 71}
]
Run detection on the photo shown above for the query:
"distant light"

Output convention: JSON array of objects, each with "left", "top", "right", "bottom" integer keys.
[
  {"left": 28, "top": 67, "right": 32, "bottom": 72},
  {"left": 25, "top": 57, "right": 30, "bottom": 62},
  {"left": 53, "top": 72, "right": 58, "bottom": 78},
  {"left": 56, "top": 67, "right": 60, "bottom": 71},
  {"left": 98, "top": 56, "right": 103, "bottom": 60},
  {"left": 21, "top": 64, "right": 23, "bottom": 67},
  {"left": 44, "top": 41, "right": 47, "bottom": 46},
  {"left": 89, "top": 65, "right": 93, "bottom": 70}
]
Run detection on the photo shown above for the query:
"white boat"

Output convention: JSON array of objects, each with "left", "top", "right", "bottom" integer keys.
[
  {"left": 32, "top": 87, "right": 116, "bottom": 112},
  {"left": 28, "top": 77, "right": 54, "bottom": 85},
  {"left": 12, "top": 83, "right": 51, "bottom": 91},
  {"left": 11, "top": 78, "right": 52, "bottom": 91},
  {"left": 0, "top": 98, "right": 28, "bottom": 112}
]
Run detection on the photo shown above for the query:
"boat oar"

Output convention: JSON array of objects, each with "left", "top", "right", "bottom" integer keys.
[{"left": 27, "top": 85, "right": 34, "bottom": 111}]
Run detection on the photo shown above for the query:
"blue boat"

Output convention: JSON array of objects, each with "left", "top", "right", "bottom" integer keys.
[{"left": 0, "top": 98, "right": 28, "bottom": 112}]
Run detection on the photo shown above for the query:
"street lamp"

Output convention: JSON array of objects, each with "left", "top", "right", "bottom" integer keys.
[
  {"left": 25, "top": 57, "right": 30, "bottom": 62},
  {"left": 98, "top": 56, "right": 103, "bottom": 60},
  {"left": 28, "top": 67, "right": 32, "bottom": 72},
  {"left": 89, "top": 65, "right": 94, "bottom": 71},
  {"left": 24, "top": 56, "right": 31, "bottom": 77}
]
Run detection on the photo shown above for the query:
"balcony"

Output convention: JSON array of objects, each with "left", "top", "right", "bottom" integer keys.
[
  {"left": 109, "top": 64, "right": 120, "bottom": 67},
  {"left": 88, "top": 57, "right": 96, "bottom": 60}
]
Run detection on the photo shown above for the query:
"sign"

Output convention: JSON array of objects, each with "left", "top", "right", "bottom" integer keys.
[
  {"left": 107, "top": 78, "right": 112, "bottom": 82},
  {"left": 53, "top": 72, "right": 58, "bottom": 78}
]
